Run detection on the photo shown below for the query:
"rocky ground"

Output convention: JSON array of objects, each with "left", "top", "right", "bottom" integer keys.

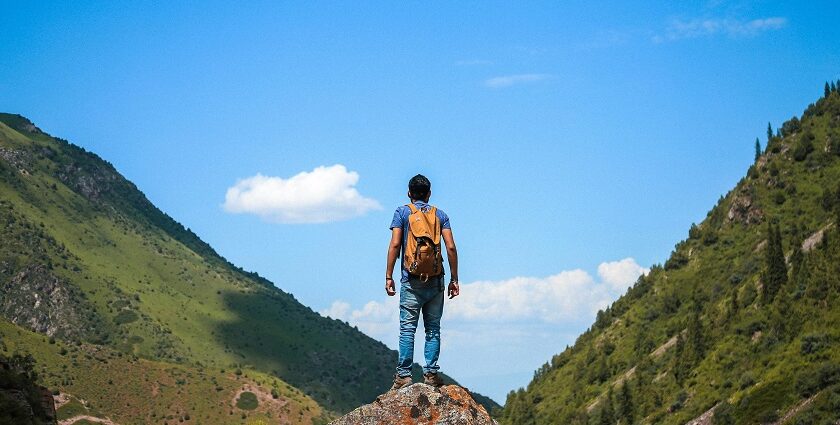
[{"left": 330, "top": 383, "right": 498, "bottom": 425}]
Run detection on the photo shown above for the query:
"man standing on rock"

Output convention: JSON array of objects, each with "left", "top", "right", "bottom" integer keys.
[{"left": 386, "top": 174, "right": 459, "bottom": 390}]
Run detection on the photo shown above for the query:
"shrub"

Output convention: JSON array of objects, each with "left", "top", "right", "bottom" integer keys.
[
  {"left": 236, "top": 392, "right": 258, "bottom": 410},
  {"left": 739, "top": 372, "right": 756, "bottom": 390},
  {"left": 800, "top": 333, "right": 829, "bottom": 355},
  {"left": 712, "top": 402, "right": 735, "bottom": 425},
  {"left": 797, "top": 363, "right": 840, "bottom": 396},
  {"left": 113, "top": 310, "right": 138, "bottom": 325}
]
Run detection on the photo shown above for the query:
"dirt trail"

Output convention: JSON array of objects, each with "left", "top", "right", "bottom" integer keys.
[
  {"left": 770, "top": 392, "right": 820, "bottom": 425},
  {"left": 58, "top": 415, "right": 118, "bottom": 425}
]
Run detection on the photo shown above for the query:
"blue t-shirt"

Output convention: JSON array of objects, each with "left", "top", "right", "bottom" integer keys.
[{"left": 390, "top": 201, "right": 451, "bottom": 283}]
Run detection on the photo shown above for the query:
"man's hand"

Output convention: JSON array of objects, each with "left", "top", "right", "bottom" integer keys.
[
  {"left": 447, "top": 281, "right": 459, "bottom": 299},
  {"left": 386, "top": 277, "right": 396, "bottom": 296}
]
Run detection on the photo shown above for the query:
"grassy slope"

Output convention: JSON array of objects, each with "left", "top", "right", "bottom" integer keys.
[
  {"left": 0, "top": 113, "right": 500, "bottom": 416},
  {"left": 0, "top": 318, "right": 326, "bottom": 425},
  {"left": 500, "top": 90, "right": 840, "bottom": 425}
]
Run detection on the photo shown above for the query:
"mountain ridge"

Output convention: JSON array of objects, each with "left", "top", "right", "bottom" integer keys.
[{"left": 500, "top": 85, "right": 840, "bottom": 424}]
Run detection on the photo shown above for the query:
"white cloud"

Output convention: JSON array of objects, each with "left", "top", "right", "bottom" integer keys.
[
  {"left": 445, "top": 269, "right": 610, "bottom": 323},
  {"left": 653, "top": 16, "right": 787, "bottom": 42},
  {"left": 321, "top": 257, "right": 649, "bottom": 402},
  {"left": 598, "top": 257, "right": 650, "bottom": 292},
  {"left": 484, "top": 73, "right": 553, "bottom": 88},
  {"left": 223, "top": 164, "right": 381, "bottom": 224},
  {"left": 320, "top": 257, "right": 649, "bottom": 336}
]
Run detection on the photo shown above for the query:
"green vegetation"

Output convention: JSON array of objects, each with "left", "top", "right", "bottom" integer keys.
[
  {"left": 0, "top": 112, "right": 499, "bottom": 421},
  {"left": 237, "top": 391, "right": 259, "bottom": 410},
  {"left": 501, "top": 84, "right": 840, "bottom": 424}
]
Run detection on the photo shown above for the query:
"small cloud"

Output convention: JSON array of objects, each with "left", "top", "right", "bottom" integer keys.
[
  {"left": 654, "top": 16, "right": 787, "bottom": 42},
  {"left": 597, "top": 258, "right": 650, "bottom": 292},
  {"left": 321, "top": 301, "right": 351, "bottom": 320},
  {"left": 223, "top": 164, "right": 381, "bottom": 224},
  {"left": 483, "top": 73, "right": 553, "bottom": 88},
  {"left": 455, "top": 59, "right": 494, "bottom": 66}
]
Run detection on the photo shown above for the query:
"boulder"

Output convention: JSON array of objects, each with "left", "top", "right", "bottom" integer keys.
[{"left": 330, "top": 383, "right": 498, "bottom": 425}]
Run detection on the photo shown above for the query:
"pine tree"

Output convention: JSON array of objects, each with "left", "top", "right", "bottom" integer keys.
[
  {"left": 767, "top": 123, "right": 773, "bottom": 142},
  {"left": 729, "top": 290, "right": 739, "bottom": 319},
  {"left": 832, "top": 81, "right": 838, "bottom": 93},
  {"left": 755, "top": 138, "right": 762, "bottom": 161},
  {"left": 673, "top": 333, "right": 687, "bottom": 385},
  {"left": 790, "top": 245, "right": 804, "bottom": 284},
  {"left": 826, "top": 82, "right": 832, "bottom": 98},
  {"left": 617, "top": 382, "right": 634, "bottom": 424},
  {"left": 763, "top": 223, "right": 788, "bottom": 303},
  {"left": 600, "top": 387, "right": 615, "bottom": 425},
  {"left": 687, "top": 311, "right": 705, "bottom": 362}
]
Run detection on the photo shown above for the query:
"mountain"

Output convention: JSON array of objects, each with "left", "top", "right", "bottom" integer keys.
[
  {"left": 0, "top": 113, "right": 500, "bottom": 423},
  {"left": 501, "top": 85, "right": 840, "bottom": 425}
]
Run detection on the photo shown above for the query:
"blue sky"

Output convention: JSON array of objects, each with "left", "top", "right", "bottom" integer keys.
[{"left": 2, "top": 0, "right": 839, "bottom": 404}]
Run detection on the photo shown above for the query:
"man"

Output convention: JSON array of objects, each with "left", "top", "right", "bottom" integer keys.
[{"left": 386, "top": 174, "right": 459, "bottom": 390}]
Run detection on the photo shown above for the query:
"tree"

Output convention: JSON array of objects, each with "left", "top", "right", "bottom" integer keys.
[
  {"left": 688, "top": 310, "right": 706, "bottom": 362},
  {"left": 767, "top": 122, "right": 773, "bottom": 142},
  {"left": 763, "top": 223, "right": 788, "bottom": 303},
  {"left": 600, "top": 387, "right": 615, "bottom": 425},
  {"left": 755, "top": 138, "right": 761, "bottom": 161},
  {"left": 673, "top": 333, "right": 688, "bottom": 385},
  {"left": 832, "top": 81, "right": 838, "bottom": 93},
  {"left": 616, "top": 382, "right": 634, "bottom": 424},
  {"left": 827, "top": 82, "right": 832, "bottom": 98}
]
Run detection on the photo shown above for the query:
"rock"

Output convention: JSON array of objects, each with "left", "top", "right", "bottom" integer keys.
[
  {"left": 727, "top": 189, "right": 763, "bottom": 224},
  {"left": 801, "top": 225, "right": 832, "bottom": 252},
  {"left": 0, "top": 265, "right": 98, "bottom": 340},
  {"left": 330, "top": 384, "right": 498, "bottom": 425}
]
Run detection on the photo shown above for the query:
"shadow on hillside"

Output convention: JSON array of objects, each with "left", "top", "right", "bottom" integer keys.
[{"left": 215, "top": 288, "right": 395, "bottom": 413}]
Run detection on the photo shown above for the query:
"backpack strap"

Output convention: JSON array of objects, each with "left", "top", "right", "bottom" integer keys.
[{"left": 406, "top": 203, "right": 419, "bottom": 213}]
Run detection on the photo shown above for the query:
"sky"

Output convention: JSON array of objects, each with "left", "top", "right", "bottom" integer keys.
[{"left": 2, "top": 0, "right": 839, "bottom": 404}]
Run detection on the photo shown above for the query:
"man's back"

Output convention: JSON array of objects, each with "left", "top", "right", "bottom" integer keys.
[{"left": 384, "top": 174, "right": 459, "bottom": 389}]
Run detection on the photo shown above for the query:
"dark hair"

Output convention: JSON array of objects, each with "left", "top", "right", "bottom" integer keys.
[{"left": 408, "top": 174, "right": 431, "bottom": 200}]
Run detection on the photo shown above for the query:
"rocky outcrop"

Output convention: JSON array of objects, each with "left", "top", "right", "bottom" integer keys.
[
  {"left": 0, "top": 265, "right": 97, "bottom": 340},
  {"left": 0, "top": 357, "right": 57, "bottom": 425},
  {"left": 330, "top": 384, "right": 498, "bottom": 425},
  {"left": 0, "top": 147, "right": 31, "bottom": 174},
  {"left": 727, "top": 189, "right": 763, "bottom": 224}
]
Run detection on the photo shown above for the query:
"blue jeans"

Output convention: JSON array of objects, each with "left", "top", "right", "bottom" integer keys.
[{"left": 396, "top": 275, "right": 444, "bottom": 377}]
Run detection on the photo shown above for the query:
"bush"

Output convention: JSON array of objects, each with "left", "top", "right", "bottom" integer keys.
[
  {"left": 113, "top": 310, "right": 138, "bottom": 325},
  {"left": 800, "top": 333, "right": 830, "bottom": 355},
  {"left": 797, "top": 363, "right": 840, "bottom": 396},
  {"left": 236, "top": 391, "right": 258, "bottom": 410},
  {"left": 739, "top": 372, "right": 756, "bottom": 389},
  {"left": 712, "top": 402, "right": 735, "bottom": 425}
]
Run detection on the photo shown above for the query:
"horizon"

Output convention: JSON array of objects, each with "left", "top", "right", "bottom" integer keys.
[{"left": 3, "top": 1, "right": 840, "bottom": 404}]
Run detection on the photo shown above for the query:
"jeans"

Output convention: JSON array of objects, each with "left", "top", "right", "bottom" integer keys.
[{"left": 396, "top": 275, "right": 444, "bottom": 377}]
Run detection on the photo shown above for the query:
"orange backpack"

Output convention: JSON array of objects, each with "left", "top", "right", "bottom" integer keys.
[{"left": 403, "top": 204, "right": 443, "bottom": 281}]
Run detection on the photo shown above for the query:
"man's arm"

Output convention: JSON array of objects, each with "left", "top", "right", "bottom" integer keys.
[
  {"left": 385, "top": 227, "right": 402, "bottom": 296},
  {"left": 441, "top": 228, "right": 459, "bottom": 298}
]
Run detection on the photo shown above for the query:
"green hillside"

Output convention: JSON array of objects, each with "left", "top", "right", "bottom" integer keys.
[
  {"left": 501, "top": 85, "right": 840, "bottom": 425},
  {"left": 0, "top": 112, "right": 499, "bottom": 421},
  {"left": 0, "top": 318, "right": 324, "bottom": 424}
]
